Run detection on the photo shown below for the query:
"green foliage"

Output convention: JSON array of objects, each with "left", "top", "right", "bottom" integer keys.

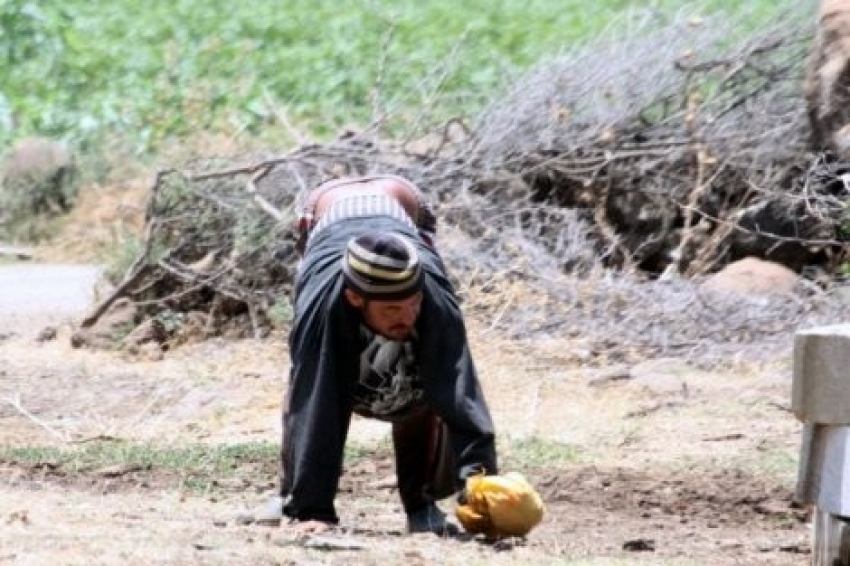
[
  {"left": 0, "top": 137, "right": 78, "bottom": 242},
  {"left": 267, "top": 296, "right": 293, "bottom": 327},
  {"left": 0, "top": 440, "right": 280, "bottom": 492},
  {"left": 0, "top": 0, "right": 789, "bottom": 153},
  {"left": 0, "top": 210, "right": 58, "bottom": 242},
  {"left": 101, "top": 227, "right": 145, "bottom": 284},
  {"left": 0, "top": 439, "right": 402, "bottom": 492},
  {"left": 500, "top": 436, "right": 581, "bottom": 469},
  {"left": 0, "top": 440, "right": 276, "bottom": 471},
  {"left": 233, "top": 202, "right": 277, "bottom": 256}
]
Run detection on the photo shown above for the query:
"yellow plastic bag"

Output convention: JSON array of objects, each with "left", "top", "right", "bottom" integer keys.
[{"left": 455, "top": 472, "right": 545, "bottom": 538}]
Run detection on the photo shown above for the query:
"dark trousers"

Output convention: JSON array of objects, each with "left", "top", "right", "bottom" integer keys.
[
  {"left": 392, "top": 404, "right": 456, "bottom": 513},
  {"left": 278, "top": 403, "right": 456, "bottom": 516}
]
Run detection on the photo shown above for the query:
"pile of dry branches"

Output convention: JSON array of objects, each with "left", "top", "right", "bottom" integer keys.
[
  {"left": 471, "top": 7, "right": 845, "bottom": 276},
  {"left": 80, "top": 7, "right": 850, "bottom": 362}
]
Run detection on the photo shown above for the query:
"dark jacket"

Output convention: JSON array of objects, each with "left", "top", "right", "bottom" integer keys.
[{"left": 281, "top": 215, "right": 497, "bottom": 523}]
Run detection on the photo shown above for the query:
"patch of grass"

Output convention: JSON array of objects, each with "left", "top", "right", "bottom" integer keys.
[
  {"left": 345, "top": 435, "right": 393, "bottom": 462},
  {"left": 0, "top": 440, "right": 280, "bottom": 491},
  {"left": 0, "top": 438, "right": 397, "bottom": 493},
  {"left": 732, "top": 442, "right": 799, "bottom": 484},
  {"left": 0, "top": 444, "right": 64, "bottom": 463},
  {"left": 667, "top": 449, "right": 799, "bottom": 493},
  {"left": 500, "top": 436, "right": 582, "bottom": 470},
  {"left": 0, "top": 439, "right": 276, "bottom": 471},
  {"left": 0, "top": 435, "right": 580, "bottom": 493}
]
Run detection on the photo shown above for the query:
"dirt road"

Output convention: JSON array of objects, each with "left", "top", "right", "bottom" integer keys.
[
  {"left": 0, "top": 263, "right": 814, "bottom": 565},
  {"left": 0, "top": 262, "right": 102, "bottom": 336}
]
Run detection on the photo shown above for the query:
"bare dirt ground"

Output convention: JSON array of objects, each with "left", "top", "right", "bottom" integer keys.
[{"left": 0, "top": 261, "right": 812, "bottom": 565}]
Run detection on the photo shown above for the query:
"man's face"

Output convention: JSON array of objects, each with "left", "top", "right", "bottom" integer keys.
[{"left": 344, "top": 289, "right": 423, "bottom": 341}]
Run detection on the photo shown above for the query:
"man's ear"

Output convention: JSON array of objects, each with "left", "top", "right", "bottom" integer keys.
[{"left": 344, "top": 288, "right": 365, "bottom": 308}]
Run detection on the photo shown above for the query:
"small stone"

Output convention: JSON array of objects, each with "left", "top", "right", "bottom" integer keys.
[{"left": 36, "top": 326, "right": 57, "bottom": 342}]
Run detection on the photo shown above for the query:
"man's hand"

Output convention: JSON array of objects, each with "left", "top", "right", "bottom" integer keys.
[
  {"left": 455, "top": 472, "right": 545, "bottom": 538},
  {"left": 283, "top": 519, "right": 334, "bottom": 536}
]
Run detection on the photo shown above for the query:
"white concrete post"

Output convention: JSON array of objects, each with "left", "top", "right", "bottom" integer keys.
[{"left": 793, "top": 324, "right": 850, "bottom": 565}]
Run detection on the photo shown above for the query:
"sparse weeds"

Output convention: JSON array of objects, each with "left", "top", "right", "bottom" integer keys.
[
  {"left": 0, "top": 437, "right": 401, "bottom": 494},
  {"left": 0, "top": 440, "right": 279, "bottom": 491},
  {"left": 101, "top": 229, "right": 145, "bottom": 284},
  {"left": 0, "top": 439, "right": 273, "bottom": 471},
  {"left": 0, "top": 434, "right": 582, "bottom": 493},
  {"left": 500, "top": 436, "right": 582, "bottom": 470}
]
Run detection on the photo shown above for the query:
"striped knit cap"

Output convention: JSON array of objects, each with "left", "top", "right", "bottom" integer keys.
[{"left": 342, "top": 232, "right": 423, "bottom": 300}]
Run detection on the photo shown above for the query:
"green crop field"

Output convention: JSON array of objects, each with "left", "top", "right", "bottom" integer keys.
[{"left": 0, "top": 0, "right": 798, "bottom": 154}]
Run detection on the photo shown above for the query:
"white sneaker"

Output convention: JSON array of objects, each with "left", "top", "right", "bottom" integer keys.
[{"left": 235, "top": 495, "right": 284, "bottom": 526}]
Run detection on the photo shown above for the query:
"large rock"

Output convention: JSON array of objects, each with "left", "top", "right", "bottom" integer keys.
[
  {"left": 792, "top": 324, "right": 850, "bottom": 424},
  {"left": 701, "top": 257, "right": 798, "bottom": 296}
]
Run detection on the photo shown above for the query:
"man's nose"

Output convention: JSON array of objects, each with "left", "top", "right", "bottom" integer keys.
[{"left": 400, "top": 305, "right": 418, "bottom": 326}]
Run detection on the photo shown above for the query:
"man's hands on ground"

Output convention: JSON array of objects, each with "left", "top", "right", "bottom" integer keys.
[{"left": 283, "top": 519, "right": 335, "bottom": 536}]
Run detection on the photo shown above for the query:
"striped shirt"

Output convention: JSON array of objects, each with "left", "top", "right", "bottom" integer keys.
[{"left": 309, "top": 193, "right": 416, "bottom": 241}]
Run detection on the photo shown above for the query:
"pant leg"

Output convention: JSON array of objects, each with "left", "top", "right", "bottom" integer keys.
[
  {"left": 278, "top": 391, "right": 293, "bottom": 498},
  {"left": 277, "top": 387, "right": 350, "bottom": 497},
  {"left": 392, "top": 405, "right": 456, "bottom": 513}
]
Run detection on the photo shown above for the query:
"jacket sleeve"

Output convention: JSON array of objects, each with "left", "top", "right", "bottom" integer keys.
[
  {"left": 281, "top": 266, "right": 352, "bottom": 523},
  {"left": 416, "top": 251, "right": 498, "bottom": 487}
]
